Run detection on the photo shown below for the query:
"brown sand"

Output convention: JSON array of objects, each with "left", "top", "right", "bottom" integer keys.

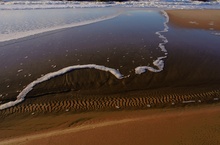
[
  {"left": 166, "top": 10, "right": 220, "bottom": 30},
  {"left": 1, "top": 87, "right": 220, "bottom": 116},
  {"left": 0, "top": 104, "right": 220, "bottom": 145}
]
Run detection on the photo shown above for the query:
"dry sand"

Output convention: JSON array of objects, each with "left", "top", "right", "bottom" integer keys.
[
  {"left": 166, "top": 10, "right": 220, "bottom": 30},
  {"left": 0, "top": 104, "right": 220, "bottom": 145}
]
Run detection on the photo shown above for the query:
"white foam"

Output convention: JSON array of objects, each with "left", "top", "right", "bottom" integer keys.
[
  {"left": 212, "top": 32, "right": 220, "bottom": 36},
  {"left": 213, "top": 98, "right": 219, "bottom": 101},
  {"left": 0, "top": 64, "right": 124, "bottom": 110},
  {"left": 1, "top": 1, "right": 220, "bottom": 10},
  {"left": 182, "top": 100, "right": 196, "bottom": 104},
  {"left": 135, "top": 10, "right": 169, "bottom": 74},
  {"left": 135, "top": 56, "right": 166, "bottom": 74},
  {"left": 189, "top": 21, "right": 198, "bottom": 25},
  {"left": 17, "top": 69, "right": 23, "bottom": 73}
]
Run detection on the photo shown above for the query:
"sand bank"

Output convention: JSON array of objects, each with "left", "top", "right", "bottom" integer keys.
[
  {"left": 166, "top": 10, "right": 220, "bottom": 30},
  {"left": 0, "top": 104, "right": 220, "bottom": 145}
]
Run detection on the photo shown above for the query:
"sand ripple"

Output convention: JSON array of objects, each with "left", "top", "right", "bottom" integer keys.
[{"left": 0, "top": 89, "right": 219, "bottom": 117}]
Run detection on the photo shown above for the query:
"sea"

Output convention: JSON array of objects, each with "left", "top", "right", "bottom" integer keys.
[{"left": 1, "top": 0, "right": 220, "bottom": 42}]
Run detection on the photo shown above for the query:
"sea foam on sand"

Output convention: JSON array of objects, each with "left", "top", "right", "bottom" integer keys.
[
  {"left": 0, "top": 64, "right": 124, "bottom": 110},
  {"left": 135, "top": 10, "right": 169, "bottom": 74}
]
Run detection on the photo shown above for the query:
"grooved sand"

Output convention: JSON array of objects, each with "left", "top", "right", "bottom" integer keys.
[{"left": 1, "top": 88, "right": 220, "bottom": 116}]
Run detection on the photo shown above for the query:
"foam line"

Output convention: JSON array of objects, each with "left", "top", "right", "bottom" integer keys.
[
  {"left": 0, "top": 64, "right": 124, "bottom": 110},
  {"left": 135, "top": 56, "right": 167, "bottom": 74},
  {"left": 135, "top": 10, "right": 169, "bottom": 75},
  {"left": 182, "top": 100, "right": 196, "bottom": 104}
]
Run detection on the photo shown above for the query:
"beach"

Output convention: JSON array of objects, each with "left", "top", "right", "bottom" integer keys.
[
  {"left": 0, "top": 8, "right": 220, "bottom": 145},
  {"left": 166, "top": 10, "right": 220, "bottom": 30},
  {"left": 1, "top": 104, "right": 220, "bottom": 145}
]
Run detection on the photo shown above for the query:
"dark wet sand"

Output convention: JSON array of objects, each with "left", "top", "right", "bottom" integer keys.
[{"left": 0, "top": 9, "right": 220, "bottom": 145}]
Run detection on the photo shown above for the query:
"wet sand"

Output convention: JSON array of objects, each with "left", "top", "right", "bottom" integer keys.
[
  {"left": 0, "top": 9, "right": 220, "bottom": 144},
  {"left": 166, "top": 10, "right": 220, "bottom": 30}
]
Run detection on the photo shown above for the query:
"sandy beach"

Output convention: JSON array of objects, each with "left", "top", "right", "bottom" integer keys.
[
  {"left": 166, "top": 10, "right": 220, "bottom": 30},
  {"left": 1, "top": 104, "right": 220, "bottom": 145},
  {"left": 0, "top": 9, "right": 220, "bottom": 145}
]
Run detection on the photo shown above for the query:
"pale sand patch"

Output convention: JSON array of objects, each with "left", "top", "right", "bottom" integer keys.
[
  {"left": 166, "top": 10, "right": 220, "bottom": 30},
  {"left": 1, "top": 104, "right": 220, "bottom": 145}
]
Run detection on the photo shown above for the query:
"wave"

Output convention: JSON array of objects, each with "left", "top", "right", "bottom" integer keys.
[{"left": 1, "top": 0, "right": 220, "bottom": 10}]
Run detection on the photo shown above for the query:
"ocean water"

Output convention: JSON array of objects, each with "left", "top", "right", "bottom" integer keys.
[
  {"left": 0, "top": 0, "right": 220, "bottom": 42},
  {"left": 0, "top": 8, "right": 121, "bottom": 42},
  {"left": 0, "top": 1, "right": 220, "bottom": 109},
  {"left": 0, "top": 0, "right": 220, "bottom": 10}
]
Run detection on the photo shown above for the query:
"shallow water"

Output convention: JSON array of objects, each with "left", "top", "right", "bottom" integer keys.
[
  {"left": 0, "top": 8, "right": 121, "bottom": 42},
  {"left": 1, "top": 7, "right": 220, "bottom": 110},
  {"left": 0, "top": 9, "right": 167, "bottom": 107}
]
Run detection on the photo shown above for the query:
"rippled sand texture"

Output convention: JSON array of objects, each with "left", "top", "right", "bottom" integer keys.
[{"left": 0, "top": 88, "right": 220, "bottom": 115}]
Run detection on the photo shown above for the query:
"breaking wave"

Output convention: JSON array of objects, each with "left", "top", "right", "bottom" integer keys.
[{"left": 0, "top": 0, "right": 220, "bottom": 10}]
